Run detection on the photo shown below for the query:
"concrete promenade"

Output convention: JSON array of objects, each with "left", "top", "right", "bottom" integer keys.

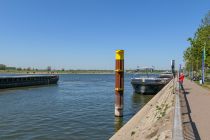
[{"left": 181, "top": 79, "right": 210, "bottom": 140}]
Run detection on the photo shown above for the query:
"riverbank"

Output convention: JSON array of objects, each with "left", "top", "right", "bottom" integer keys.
[
  {"left": 0, "top": 70, "right": 115, "bottom": 74},
  {"left": 110, "top": 79, "right": 175, "bottom": 140},
  {"left": 0, "top": 70, "right": 168, "bottom": 75}
]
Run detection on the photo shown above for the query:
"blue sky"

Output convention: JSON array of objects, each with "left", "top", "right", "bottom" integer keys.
[{"left": 0, "top": 0, "right": 209, "bottom": 70}]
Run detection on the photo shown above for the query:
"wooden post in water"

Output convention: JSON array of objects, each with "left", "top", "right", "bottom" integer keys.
[{"left": 115, "top": 50, "right": 124, "bottom": 117}]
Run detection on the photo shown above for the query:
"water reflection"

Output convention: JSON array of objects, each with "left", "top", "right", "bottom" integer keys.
[
  {"left": 113, "top": 93, "right": 154, "bottom": 132},
  {"left": 132, "top": 93, "right": 153, "bottom": 106},
  {"left": 114, "top": 117, "right": 123, "bottom": 132}
]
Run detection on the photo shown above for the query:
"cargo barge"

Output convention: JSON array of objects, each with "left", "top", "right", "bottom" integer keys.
[
  {"left": 131, "top": 72, "right": 173, "bottom": 94},
  {"left": 0, "top": 75, "right": 59, "bottom": 89},
  {"left": 131, "top": 77, "right": 166, "bottom": 94}
]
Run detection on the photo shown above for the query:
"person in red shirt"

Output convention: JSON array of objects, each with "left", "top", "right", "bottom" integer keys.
[{"left": 179, "top": 73, "right": 185, "bottom": 92}]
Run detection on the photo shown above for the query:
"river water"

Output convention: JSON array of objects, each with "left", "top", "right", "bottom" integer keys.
[{"left": 0, "top": 74, "right": 154, "bottom": 140}]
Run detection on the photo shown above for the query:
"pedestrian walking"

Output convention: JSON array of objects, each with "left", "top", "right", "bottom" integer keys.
[{"left": 179, "top": 73, "right": 185, "bottom": 92}]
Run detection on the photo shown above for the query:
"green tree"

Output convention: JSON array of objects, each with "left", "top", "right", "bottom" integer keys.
[
  {"left": 0, "top": 64, "right": 6, "bottom": 70},
  {"left": 184, "top": 11, "right": 210, "bottom": 73}
]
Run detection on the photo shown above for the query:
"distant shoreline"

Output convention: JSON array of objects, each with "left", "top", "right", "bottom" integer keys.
[
  {"left": 0, "top": 70, "right": 166, "bottom": 75},
  {"left": 0, "top": 70, "right": 114, "bottom": 75}
]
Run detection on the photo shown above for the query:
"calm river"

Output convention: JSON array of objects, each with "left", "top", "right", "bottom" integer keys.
[{"left": 0, "top": 74, "right": 154, "bottom": 140}]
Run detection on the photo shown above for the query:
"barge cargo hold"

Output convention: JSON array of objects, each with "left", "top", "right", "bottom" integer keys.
[
  {"left": 131, "top": 78, "right": 166, "bottom": 94},
  {"left": 0, "top": 75, "right": 59, "bottom": 89}
]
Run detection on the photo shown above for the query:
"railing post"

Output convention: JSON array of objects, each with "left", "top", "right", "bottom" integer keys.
[
  {"left": 115, "top": 50, "right": 124, "bottom": 117},
  {"left": 171, "top": 60, "right": 175, "bottom": 94}
]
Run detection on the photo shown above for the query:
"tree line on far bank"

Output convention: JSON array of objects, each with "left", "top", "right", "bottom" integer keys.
[
  {"left": 183, "top": 11, "right": 210, "bottom": 76},
  {"left": 0, "top": 64, "right": 52, "bottom": 71},
  {"left": 0, "top": 64, "right": 169, "bottom": 74},
  {"left": 0, "top": 64, "right": 17, "bottom": 70},
  {"left": 0, "top": 64, "right": 115, "bottom": 74}
]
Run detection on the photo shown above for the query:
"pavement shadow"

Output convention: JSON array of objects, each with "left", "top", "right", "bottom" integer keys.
[
  {"left": 180, "top": 89, "right": 201, "bottom": 140},
  {"left": 184, "top": 91, "right": 190, "bottom": 94}
]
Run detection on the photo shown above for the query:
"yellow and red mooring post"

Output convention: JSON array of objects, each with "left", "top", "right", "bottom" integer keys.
[{"left": 115, "top": 50, "right": 124, "bottom": 117}]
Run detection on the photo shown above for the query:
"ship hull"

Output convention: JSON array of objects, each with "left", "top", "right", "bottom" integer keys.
[
  {"left": 131, "top": 83, "right": 165, "bottom": 94},
  {"left": 0, "top": 75, "right": 59, "bottom": 89},
  {"left": 131, "top": 78, "right": 168, "bottom": 95}
]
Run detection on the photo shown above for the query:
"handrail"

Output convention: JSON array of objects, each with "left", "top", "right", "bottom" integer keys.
[{"left": 172, "top": 81, "right": 184, "bottom": 140}]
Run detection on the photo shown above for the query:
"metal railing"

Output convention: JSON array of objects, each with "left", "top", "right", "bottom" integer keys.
[{"left": 172, "top": 80, "right": 184, "bottom": 140}]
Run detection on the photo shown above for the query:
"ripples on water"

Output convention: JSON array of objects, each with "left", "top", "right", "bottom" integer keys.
[{"left": 0, "top": 74, "right": 154, "bottom": 140}]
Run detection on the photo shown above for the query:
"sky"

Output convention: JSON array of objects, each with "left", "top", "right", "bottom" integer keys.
[{"left": 0, "top": 0, "right": 209, "bottom": 70}]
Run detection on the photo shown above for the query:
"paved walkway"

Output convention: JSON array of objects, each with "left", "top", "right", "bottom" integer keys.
[{"left": 181, "top": 79, "right": 210, "bottom": 140}]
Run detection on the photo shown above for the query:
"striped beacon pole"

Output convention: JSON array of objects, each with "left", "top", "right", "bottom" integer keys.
[{"left": 115, "top": 50, "right": 124, "bottom": 117}]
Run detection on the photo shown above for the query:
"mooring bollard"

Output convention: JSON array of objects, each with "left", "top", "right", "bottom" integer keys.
[{"left": 115, "top": 50, "right": 124, "bottom": 117}]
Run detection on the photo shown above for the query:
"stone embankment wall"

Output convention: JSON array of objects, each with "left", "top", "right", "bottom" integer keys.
[{"left": 110, "top": 79, "right": 176, "bottom": 140}]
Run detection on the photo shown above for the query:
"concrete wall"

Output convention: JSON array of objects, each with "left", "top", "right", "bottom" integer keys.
[{"left": 110, "top": 79, "right": 176, "bottom": 140}]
